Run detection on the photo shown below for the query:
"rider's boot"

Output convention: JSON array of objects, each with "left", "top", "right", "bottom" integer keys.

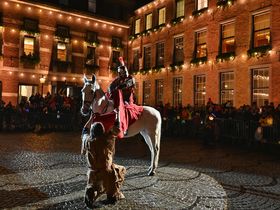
[{"left": 114, "top": 108, "right": 121, "bottom": 129}]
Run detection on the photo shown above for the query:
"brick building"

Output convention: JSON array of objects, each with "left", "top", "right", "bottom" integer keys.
[
  {"left": 128, "top": 0, "right": 280, "bottom": 108},
  {"left": 0, "top": 0, "right": 130, "bottom": 105}
]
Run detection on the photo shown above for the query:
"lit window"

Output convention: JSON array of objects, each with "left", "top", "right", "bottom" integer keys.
[
  {"left": 220, "top": 72, "right": 234, "bottom": 105},
  {"left": 197, "top": 0, "right": 208, "bottom": 11},
  {"left": 135, "top": 19, "right": 140, "bottom": 34},
  {"left": 195, "top": 30, "right": 207, "bottom": 58},
  {"left": 174, "top": 36, "right": 184, "bottom": 64},
  {"left": 221, "top": 22, "right": 235, "bottom": 53},
  {"left": 253, "top": 13, "right": 270, "bottom": 48},
  {"left": 156, "top": 42, "right": 164, "bottom": 67},
  {"left": 176, "top": 0, "right": 185, "bottom": 18},
  {"left": 18, "top": 84, "right": 38, "bottom": 104},
  {"left": 145, "top": 13, "right": 153, "bottom": 30},
  {"left": 194, "top": 75, "right": 206, "bottom": 106},
  {"left": 23, "top": 36, "right": 35, "bottom": 55},
  {"left": 143, "top": 80, "right": 151, "bottom": 105},
  {"left": 144, "top": 46, "right": 151, "bottom": 69},
  {"left": 88, "top": 0, "right": 96, "bottom": 13},
  {"left": 252, "top": 68, "right": 269, "bottom": 106},
  {"left": 57, "top": 42, "right": 67, "bottom": 61},
  {"left": 158, "top": 7, "right": 166, "bottom": 25},
  {"left": 173, "top": 77, "right": 183, "bottom": 107}
]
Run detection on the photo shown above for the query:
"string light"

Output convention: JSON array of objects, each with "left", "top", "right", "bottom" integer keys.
[
  {"left": 9, "top": 71, "right": 12, "bottom": 75},
  {"left": 45, "top": 34, "right": 49, "bottom": 39},
  {"left": 53, "top": 76, "right": 57, "bottom": 80},
  {"left": 28, "top": 7, "right": 31, "bottom": 11},
  {"left": 20, "top": 73, "right": 24, "bottom": 77},
  {"left": 32, "top": 75, "right": 35, "bottom": 78}
]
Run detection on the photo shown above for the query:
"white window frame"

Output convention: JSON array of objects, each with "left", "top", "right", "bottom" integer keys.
[
  {"left": 220, "top": 71, "right": 234, "bottom": 105},
  {"left": 194, "top": 75, "right": 206, "bottom": 106},
  {"left": 173, "top": 77, "right": 183, "bottom": 107},
  {"left": 252, "top": 67, "right": 269, "bottom": 106}
]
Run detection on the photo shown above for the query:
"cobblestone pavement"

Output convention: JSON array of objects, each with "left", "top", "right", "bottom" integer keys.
[{"left": 0, "top": 132, "right": 279, "bottom": 210}]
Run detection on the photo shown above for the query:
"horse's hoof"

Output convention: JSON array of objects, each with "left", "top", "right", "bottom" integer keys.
[
  {"left": 84, "top": 188, "right": 94, "bottom": 209},
  {"left": 148, "top": 171, "right": 155, "bottom": 176}
]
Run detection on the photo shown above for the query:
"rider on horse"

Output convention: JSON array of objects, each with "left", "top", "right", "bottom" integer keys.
[{"left": 107, "top": 57, "right": 137, "bottom": 137}]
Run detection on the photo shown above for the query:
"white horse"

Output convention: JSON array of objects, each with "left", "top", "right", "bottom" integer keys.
[{"left": 81, "top": 75, "right": 162, "bottom": 176}]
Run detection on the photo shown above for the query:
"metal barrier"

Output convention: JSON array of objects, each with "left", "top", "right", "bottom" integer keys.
[{"left": 161, "top": 117, "right": 280, "bottom": 144}]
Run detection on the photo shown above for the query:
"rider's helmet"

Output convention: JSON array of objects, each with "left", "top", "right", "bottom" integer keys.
[{"left": 118, "top": 57, "right": 128, "bottom": 78}]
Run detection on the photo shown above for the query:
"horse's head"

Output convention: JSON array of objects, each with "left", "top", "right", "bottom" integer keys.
[{"left": 81, "top": 74, "right": 100, "bottom": 116}]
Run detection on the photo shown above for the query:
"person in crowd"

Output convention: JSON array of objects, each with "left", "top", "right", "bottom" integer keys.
[{"left": 83, "top": 122, "right": 126, "bottom": 208}]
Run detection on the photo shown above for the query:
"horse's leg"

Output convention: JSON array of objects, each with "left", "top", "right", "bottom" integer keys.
[
  {"left": 153, "top": 125, "right": 161, "bottom": 173},
  {"left": 141, "top": 128, "right": 161, "bottom": 176},
  {"left": 140, "top": 130, "right": 155, "bottom": 176}
]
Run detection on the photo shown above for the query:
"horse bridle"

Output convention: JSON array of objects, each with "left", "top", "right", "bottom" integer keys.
[{"left": 83, "top": 88, "right": 109, "bottom": 115}]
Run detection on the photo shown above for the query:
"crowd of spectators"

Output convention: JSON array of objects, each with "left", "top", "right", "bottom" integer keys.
[
  {"left": 155, "top": 98, "right": 280, "bottom": 144},
  {"left": 0, "top": 94, "right": 279, "bottom": 143},
  {"left": 0, "top": 92, "right": 83, "bottom": 132}
]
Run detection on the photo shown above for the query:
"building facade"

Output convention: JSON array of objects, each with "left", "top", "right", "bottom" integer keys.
[
  {"left": 0, "top": 0, "right": 129, "bottom": 105},
  {"left": 128, "top": 0, "right": 280, "bottom": 108}
]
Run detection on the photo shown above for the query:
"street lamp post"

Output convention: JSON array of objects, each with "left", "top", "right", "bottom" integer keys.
[{"left": 39, "top": 76, "right": 46, "bottom": 96}]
